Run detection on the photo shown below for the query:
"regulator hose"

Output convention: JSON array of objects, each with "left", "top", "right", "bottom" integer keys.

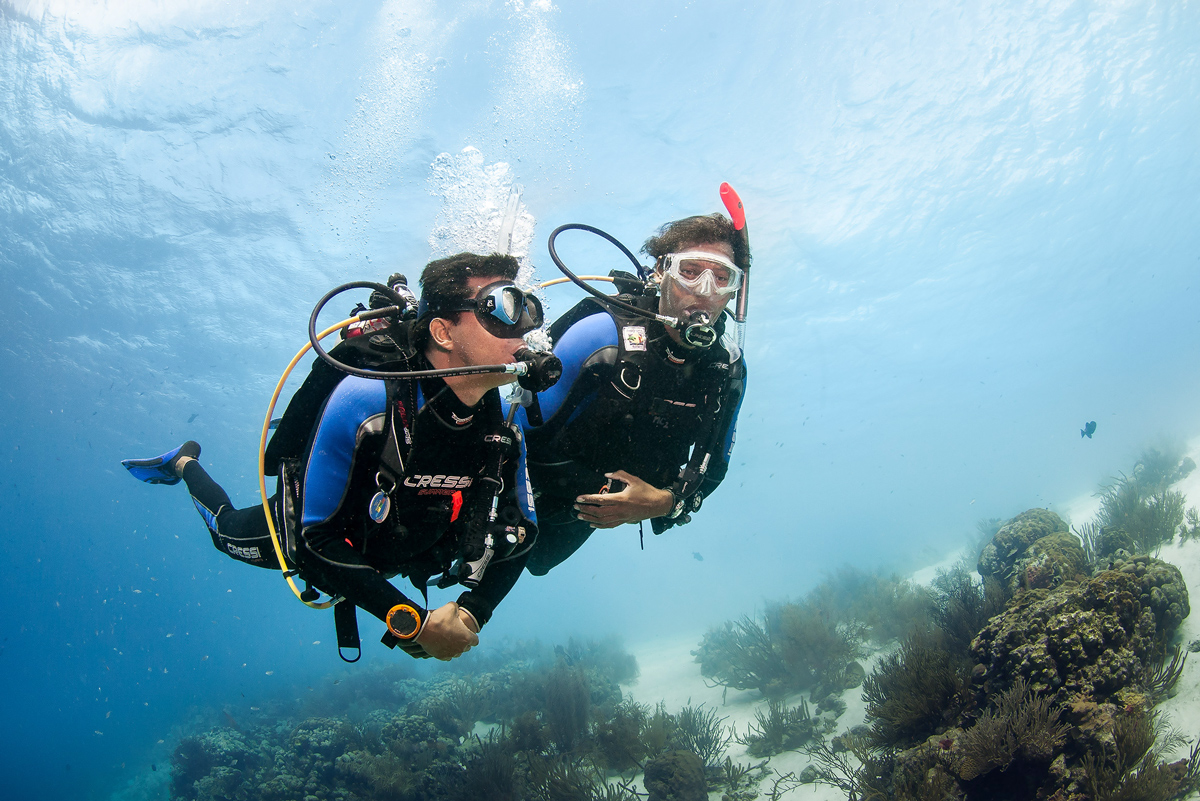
[{"left": 308, "top": 281, "right": 555, "bottom": 385}]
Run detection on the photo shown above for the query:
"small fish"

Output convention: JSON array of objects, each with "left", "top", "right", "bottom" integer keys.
[
  {"left": 1081, "top": 421, "right": 1097, "bottom": 439},
  {"left": 692, "top": 551, "right": 704, "bottom": 561},
  {"left": 333, "top": 679, "right": 340, "bottom": 685},
  {"left": 151, "top": 764, "right": 156, "bottom": 772},
  {"left": 187, "top": 413, "right": 199, "bottom": 424},
  {"left": 265, "top": 670, "right": 274, "bottom": 675}
]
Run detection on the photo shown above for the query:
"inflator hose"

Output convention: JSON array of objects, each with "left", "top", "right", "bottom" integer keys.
[
  {"left": 308, "top": 281, "right": 531, "bottom": 381},
  {"left": 546, "top": 224, "right": 671, "bottom": 325}
]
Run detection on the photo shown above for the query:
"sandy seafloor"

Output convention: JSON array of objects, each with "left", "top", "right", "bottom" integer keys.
[{"left": 616, "top": 436, "right": 1200, "bottom": 799}]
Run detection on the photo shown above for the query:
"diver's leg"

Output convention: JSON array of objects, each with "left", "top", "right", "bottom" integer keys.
[
  {"left": 121, "top": 441, "right": 201, "bottom": 485},
  {"left": 177, "top": 459, "right": 277, "bottom": 569},
  {"left": 524, "top": 512, "right": 596, "bottom": 576}
]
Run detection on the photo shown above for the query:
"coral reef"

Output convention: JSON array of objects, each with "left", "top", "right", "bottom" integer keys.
[
  {"left": 670, "top": 704, "right": 732, "bottom": 770},
  {"left": 642, "top": 750, "right": 707, "bottom": 801},
  {"left": 1092, "top": 445, "right": 1198, "bottom": 557},
  {"left": 835, "top": 503, "right": 1198, "bottom": 801},
  {"left": 862, "top": 631, "right": 974, "bottom": 748},
  {"left": 166, "top": 634, "right": 766, "bottom": 801},
  {"left": 953, "top": 677, "right": 1067, "bottom": 781},
  {"left": 971, "top": 555, "right": 1189, "bottom": 706},
  {"left": 736, "top": 698, "right": 821, "bottom": 757},
  {"left": 694, "top": 566, "right": 928, "bottom": 700},
  {"left": 976, "top": 508, "right": 1079, "bottom": 594}
]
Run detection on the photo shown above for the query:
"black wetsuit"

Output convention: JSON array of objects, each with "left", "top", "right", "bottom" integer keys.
[
  {"left": 181, "top": 335, "right": 536, "bottom": 653},
  {"left": 519, "top": 298, "right": 745, "bottom": 574}
]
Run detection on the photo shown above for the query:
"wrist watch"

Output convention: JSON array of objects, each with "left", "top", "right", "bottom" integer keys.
[{"left": 386, "top": 604, "right": 423, "bottom": 640}]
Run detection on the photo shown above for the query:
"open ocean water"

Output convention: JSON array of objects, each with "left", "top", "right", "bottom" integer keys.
[{"left": 2, "top": 1, "right": 1199, "bottom": 799}]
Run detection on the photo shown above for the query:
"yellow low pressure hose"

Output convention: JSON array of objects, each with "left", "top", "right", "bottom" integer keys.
[
  {"left": 257, "top": 316, "right": 357, "bottom": 609},
  {"left": 535, "top": 275, "right": 615, "bottom": 288}
]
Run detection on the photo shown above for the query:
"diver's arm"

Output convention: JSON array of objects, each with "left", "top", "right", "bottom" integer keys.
[{"left": 306, "top": 538, "right": 476, "bottom": 660}]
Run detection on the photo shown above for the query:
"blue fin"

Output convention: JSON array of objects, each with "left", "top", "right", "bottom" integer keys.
[{"left": 121, "top": 441, "right": 201, "bottom": 485}]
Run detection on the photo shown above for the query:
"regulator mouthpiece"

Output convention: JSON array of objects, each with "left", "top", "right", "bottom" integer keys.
[
  {"left": 513, "top": 347, "right": 563, "bottom": 392},
  {"left": 680, "top": 311, "right": 717, "bottom": 349}
]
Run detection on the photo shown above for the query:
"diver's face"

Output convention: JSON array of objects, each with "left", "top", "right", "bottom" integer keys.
[
  {"left": 439, "top": 276, "right": 527, "bottom": 381},
  {"left": 656, "top": 241, "right": 736, "bottom": 341}
]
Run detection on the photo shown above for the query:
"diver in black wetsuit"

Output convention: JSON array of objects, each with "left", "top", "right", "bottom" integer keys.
[
  {"left": 520, "top": 213, "right": 749, "bottom": 574},
  {"left": 122, "top": 254, "right": 547, "bottom": 661}
]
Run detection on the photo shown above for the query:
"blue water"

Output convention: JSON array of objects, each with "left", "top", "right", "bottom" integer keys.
[{"left": 2, "top": 1, "right": 1199, "bottom": 798}]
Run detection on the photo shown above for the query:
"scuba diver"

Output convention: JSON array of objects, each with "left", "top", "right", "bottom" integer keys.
[
  {"left": 518, "top": 201, "right": 750, "bottom": 576},
  {"left": 121, "top": 253, "right": 559, "bottom": 661}
]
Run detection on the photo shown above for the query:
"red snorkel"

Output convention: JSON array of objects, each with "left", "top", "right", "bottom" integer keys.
[{"left": 719, "top": 182, "right": 751, "bottom": 347}]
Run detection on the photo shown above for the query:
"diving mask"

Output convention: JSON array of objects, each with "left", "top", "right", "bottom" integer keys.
[
  {"left": 661, "top": 251, "right": 743, "bottom": 297},
  {"left": 427, "top": 281, "right": 545, "bottom": 338}
]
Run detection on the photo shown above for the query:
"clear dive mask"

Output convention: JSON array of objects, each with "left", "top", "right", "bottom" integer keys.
[{"left": 661, "top": 251, "right": 743, "bottom": 297}]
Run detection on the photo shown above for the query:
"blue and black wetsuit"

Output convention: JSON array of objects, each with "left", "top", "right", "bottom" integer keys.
[
  {"left": 520, "top": 297, "right": 745, "bottom": 574},
  {"left": 180, "top": 345, "right": 536, "bottom": 645}
]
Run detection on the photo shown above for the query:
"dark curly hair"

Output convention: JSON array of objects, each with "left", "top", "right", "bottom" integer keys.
[
  {"left": 414, "top": 252, "right": 520, "bottom": 349},
  {"left": 642, "top": 213, "right": 749, "bottom": 272}
]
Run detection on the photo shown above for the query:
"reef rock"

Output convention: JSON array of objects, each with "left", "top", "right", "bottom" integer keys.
[
  {"left": 971, "top": 555, "right": 1189, "bottom": 705},
  {"left": 643, "top": 750, "right": 708, "bottom": 801},
  {"left": 1019, "top": 533, "right": 1088, "bottom": 591},
  {"left": 977, "top": 509, "right": 1083, "bottom": 593}
]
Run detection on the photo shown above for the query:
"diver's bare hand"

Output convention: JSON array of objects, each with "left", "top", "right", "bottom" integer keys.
[
  {"left": 574, "top": 470, "right": 674, "bottom": 529},
  {"left": 415, "top": 601, "right": 479, "bottom": 660}
]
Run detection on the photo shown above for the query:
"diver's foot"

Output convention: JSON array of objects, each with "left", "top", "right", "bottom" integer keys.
[{"left": 121, "top": 441, "right": 201, "bottom": 486}]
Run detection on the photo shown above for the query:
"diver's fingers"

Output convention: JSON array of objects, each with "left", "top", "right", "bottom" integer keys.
[
  {"left": 606, "top": 470, "right": 641, "bottom": 485},
  {"left": 573, "top": 505, "right": 607, "bottom": 522},
  {"left": 576, "top": 505, "right": 628, "bottom": 525},
  {"left": 575, "top": 506, "right": 619, "bottom": 524},
  {"left": 575, "top": 493, "right": 617, "bottom": 506}
]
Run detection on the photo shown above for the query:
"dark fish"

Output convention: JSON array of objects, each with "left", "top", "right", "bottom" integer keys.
[
  {"left": 222, "top": 709, "right": 241, "bottom": 732},
  {"left": 692, "top": 552, "right": 704, "bottom": 561},
  {"left": 151, "top": 764, "right": 157, "bottom": 772},
  {"left": 1081, "top": 421, "right": 1097, "bottom": 439},
  {"left": 188, "top": 413, "right": 199, "bottom": 424}
]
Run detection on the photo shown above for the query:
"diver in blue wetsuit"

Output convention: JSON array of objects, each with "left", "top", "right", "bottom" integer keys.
[
  {"left": 122, "top": 254, "right": 548, "bottom": 661},
  {"left": 521, "top": 213, "right": 749, "bottom": 574}
]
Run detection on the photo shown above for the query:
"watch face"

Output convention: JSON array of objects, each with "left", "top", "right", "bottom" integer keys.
[{"left": 387, "top": 605, "right": 420, "bottom": 638}]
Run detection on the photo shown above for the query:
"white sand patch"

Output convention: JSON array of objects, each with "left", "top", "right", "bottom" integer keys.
[
  {"left": 908, "top": 547, "right": 968, "bottom": 587},
  {"left": 621, "top": 634, "right": 897, "bottom": 799},
  {"left": 1152, "top": 535, "right": 1200, "bottom": 761}
]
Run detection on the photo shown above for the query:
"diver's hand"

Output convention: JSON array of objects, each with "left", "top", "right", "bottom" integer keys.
[
  {"left": 415, "top": 601, "right": 479, "bottom": 660},
  {"left": 574, "top": 470, "right": 675, "bottom": 529}
]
